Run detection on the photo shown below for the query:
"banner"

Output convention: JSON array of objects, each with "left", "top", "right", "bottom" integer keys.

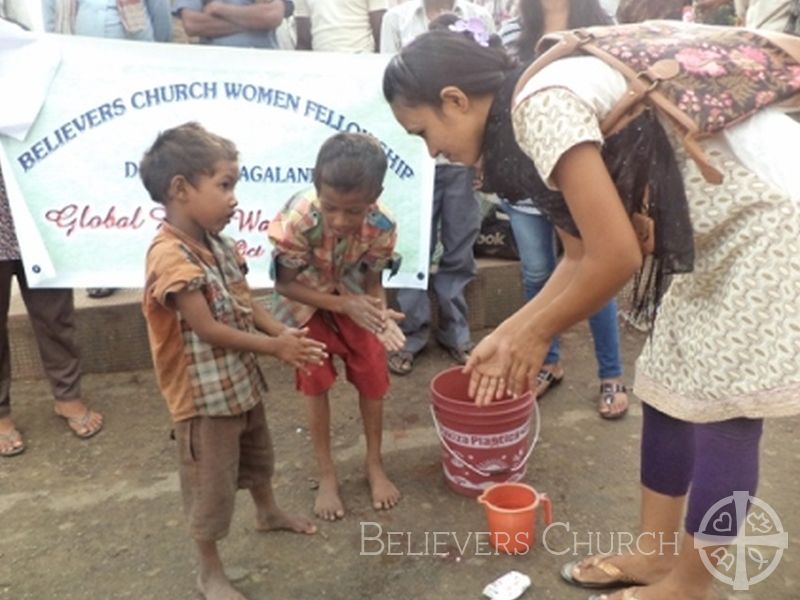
[{"left": 0, "top": 32, "right": 434, "bottom": 289}]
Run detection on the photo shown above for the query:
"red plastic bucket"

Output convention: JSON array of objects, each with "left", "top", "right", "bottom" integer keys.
[
  {"left": 478, "top": 483, "right": 553, "bottom": 554},
  {"left": 430, "top": 367, "right": 539, "bottom": 497}
]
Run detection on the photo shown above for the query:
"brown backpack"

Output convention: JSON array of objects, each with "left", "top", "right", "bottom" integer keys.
[{"left": 514, "top": 21, "right": 800, "bottom": 185}]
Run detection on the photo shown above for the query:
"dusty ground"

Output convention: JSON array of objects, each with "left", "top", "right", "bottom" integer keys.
[{"left": 1, "top": 323, "right": 798, "bottom": 600}]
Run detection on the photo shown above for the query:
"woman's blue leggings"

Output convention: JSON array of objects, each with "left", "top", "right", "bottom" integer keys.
[{"left": 641, "top": 403, "right": 763, "bottom": 535}]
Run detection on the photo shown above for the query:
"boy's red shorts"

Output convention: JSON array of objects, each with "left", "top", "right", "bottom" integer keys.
[{"left": 296, "top": 310, "right": 389, "bottom": 400}]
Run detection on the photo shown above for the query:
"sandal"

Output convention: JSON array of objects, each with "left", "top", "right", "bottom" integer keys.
[
  {"left": 56, "top": 407, "right": 104, "bottom": 439},
  {"left": 387, "top": 350, "right": 414, "bottom": 375},
  {"left": 438, "top": 342, "right": 474, "bottom": 366},
  {"left": 0, "top": 427, "right": 25, "bottom": 457},
  {"left": 535, "top": 366, "right": 564, "bottom": 398},
  {"left": 598, "top": 382, "right": 629, "bottom": 420},
  {"left": 561, "top": 555, "right": 643, "bottom": 590}
]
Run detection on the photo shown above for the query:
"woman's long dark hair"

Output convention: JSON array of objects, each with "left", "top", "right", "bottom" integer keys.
[
  {"left": 516, "top": 0, "right": 613, "bottom": 63},
  {"left": 383, "top": 30, "right": 516, "bottom": 107}
]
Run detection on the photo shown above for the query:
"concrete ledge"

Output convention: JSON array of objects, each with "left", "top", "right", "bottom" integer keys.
[{"left": 8, "top": 258, "right": 523, "bottom": 380}]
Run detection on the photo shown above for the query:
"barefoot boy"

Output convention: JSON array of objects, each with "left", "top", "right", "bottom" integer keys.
[
  {"left": 268, "top": 133, "right": 405, "bottom": 521},
  {"left": 141, "top": 122, "right": 326, "bottom": 599}
]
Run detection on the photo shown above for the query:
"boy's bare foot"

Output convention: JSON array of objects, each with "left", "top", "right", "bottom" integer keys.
[
  {"left": 366, "top": 461, "right": 400, "bottom": 510},
  {"left": 197, "top": 572, "right": 247, "bottom": 600},
  {"left": 314, "top": 474, "right": 345, "bottom": 521},
  {"left": 256, "top": 507, "right": 317, "bottom": 534}
]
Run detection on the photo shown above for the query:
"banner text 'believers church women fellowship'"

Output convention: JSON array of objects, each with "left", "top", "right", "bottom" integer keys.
[{"left": 0, "top": 33, "right": 434, "bottom": 289}]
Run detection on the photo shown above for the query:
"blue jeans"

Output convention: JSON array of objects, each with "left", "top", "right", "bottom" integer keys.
[
  {"left": 397, "top": 165, "right": 481, "bottom": 354},
  {"left": 500, "top": 200, "right": 622, "bottom": 379}
]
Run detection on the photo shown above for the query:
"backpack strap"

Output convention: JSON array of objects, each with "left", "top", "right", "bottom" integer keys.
[{"left": 511, "top": 29, "right": 585, "bottom": 106}]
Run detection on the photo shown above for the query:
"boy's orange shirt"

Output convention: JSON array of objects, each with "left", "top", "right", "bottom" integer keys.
[{"left": 143, "top": 221, "right": 268, "bottom": 422}]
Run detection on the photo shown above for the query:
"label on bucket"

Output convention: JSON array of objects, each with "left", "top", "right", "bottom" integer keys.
[
  {"left": 439, "top": 421, "right": 530, "bottom": 449},
  {"left": 482, "top": 571, "right": 532, "bottom": 600}
]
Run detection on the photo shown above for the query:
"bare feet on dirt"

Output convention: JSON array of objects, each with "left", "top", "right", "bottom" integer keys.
[
  {"left": 314, "top": 474, "right": 345, "bottom": 521},
  {"left": 256, "top": 507, "right": 316, "bottom": 534},
  {"left": 197, "top": 572, "right": 247, "bottom": 600},
  {"left": 366, "top": 461, "right": 400, "bottom": 510}
]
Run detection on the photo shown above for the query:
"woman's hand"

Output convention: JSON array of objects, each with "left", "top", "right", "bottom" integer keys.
[{"left": 463, "top": 324, "right": 550, "bottom": 406}]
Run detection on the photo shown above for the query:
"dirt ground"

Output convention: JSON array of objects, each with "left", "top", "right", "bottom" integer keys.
[{"left": 1, "top": 323, "right": 799, "bottom": 600}]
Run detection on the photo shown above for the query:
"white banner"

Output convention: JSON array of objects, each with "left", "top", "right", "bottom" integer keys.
[{"left": 0, "top": 31, "right": 434, "bottom": 289}]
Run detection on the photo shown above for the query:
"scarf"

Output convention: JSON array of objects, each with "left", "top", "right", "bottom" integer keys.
[{"left": 480, "top": 66, "right": 695, "bottom": 320}]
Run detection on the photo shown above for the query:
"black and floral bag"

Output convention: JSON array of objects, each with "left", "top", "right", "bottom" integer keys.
[{"left": 520, "top": 20, "right": 800, "bottom": 186}]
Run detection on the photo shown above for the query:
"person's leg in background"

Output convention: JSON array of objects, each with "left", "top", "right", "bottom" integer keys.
[
  {"left": 0, "top": 260, "right": 24, "bottom": 456},
  {"left": 17, "top": 263, "right": 103, "bottom": 439},
  {"left": 390, "top": 177, "right": 444, "bottom": 374},
  {"left": 432, "top": 164, "right": 481, "bottom": 364},
  {"left": 588, "top": 298, "right": 629, "bottom": 418},
  {"left": 500, "top": 200, "right": 562, "bottom": 397}
]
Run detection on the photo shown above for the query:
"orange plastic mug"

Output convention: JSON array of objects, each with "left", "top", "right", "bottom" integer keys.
[{"left": 478, "top": 482, "right": 553, "bottom": 555}]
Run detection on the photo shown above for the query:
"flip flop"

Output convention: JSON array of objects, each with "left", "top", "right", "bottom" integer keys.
[
  {"left": 561, "top": 555, "right": 643, "bottom": 590},
  {"left": 387, "top": 350, "right": 414, "bottom": 375},
  {"left": 57, "top": 408, "right": 104, "bottom": 439},
  {"left": 0, "top": 427, "right": 25, "bottom": 457}
]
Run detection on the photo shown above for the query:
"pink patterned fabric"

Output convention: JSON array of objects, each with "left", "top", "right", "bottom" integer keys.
[{"left": 539, "top": 21, "right": 800, "bottom": 134}]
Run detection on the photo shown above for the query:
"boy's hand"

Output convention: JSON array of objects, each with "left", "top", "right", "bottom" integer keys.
[
  {"left": 274, "top": 327, "right": 327, "bottom": 371},
  {"left": 340, "top": 294, "right": 385, "bottom": 334},
  {"left": 376, "top": 314, "right": 405, "bottom": 352}
]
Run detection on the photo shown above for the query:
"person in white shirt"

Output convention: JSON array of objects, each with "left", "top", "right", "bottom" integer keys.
[
  {"left": 295, "top": 0, "right": 387, "bottom": 52},
  {"left": 381, "top": 3, "right": 495, "bottom": 375},
  {"left": 380, "top": 0, "right": 493, "bottom": 51}
]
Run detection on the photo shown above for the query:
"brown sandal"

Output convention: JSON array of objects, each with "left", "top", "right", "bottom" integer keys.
[{"left": 598, "top": 382, "right": 628, "bottom": 420}]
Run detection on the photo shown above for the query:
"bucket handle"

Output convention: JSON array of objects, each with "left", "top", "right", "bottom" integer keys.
[{"left": 429, "top": 398, "right": 541, "bottom": 478}]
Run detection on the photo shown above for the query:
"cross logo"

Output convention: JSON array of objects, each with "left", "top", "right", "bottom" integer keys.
[{"left": 694, "top": 491, "right": 788, "bottom": 591}]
